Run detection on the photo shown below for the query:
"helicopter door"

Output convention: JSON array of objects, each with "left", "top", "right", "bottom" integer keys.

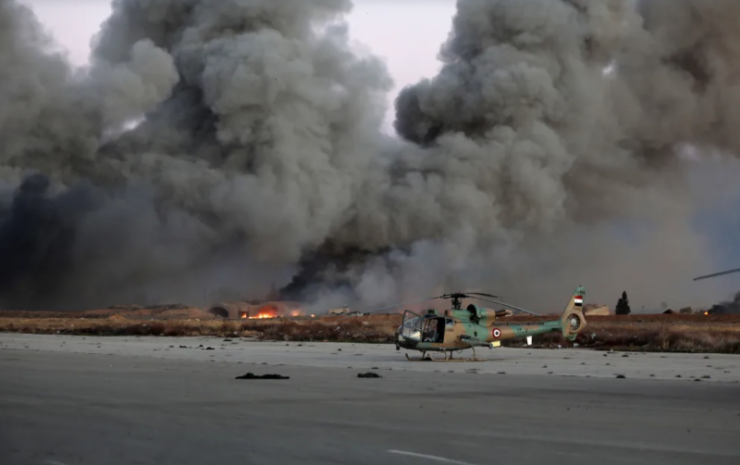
[
  {"left": 400, "top": 310, "right": 423, "bottom": 342},
  {"left": 420, "top": 316, "right": 448, "bottom": 343},
  {"left": 443, "top": 317, "right": 455, "bottom": 343}
]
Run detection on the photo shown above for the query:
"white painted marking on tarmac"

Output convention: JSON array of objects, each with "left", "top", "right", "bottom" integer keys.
[{"left": 387, "top": 450, "right": 480, "bottom": 465}]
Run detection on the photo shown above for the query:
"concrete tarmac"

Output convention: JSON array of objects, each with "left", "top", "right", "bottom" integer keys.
[{"left": 1, "top": 334, "right": 740, "bottom": 465}]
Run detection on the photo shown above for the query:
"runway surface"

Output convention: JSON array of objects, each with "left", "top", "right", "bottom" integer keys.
[{"left": 1, "top": 334, "right": 740, "bottom": 465}]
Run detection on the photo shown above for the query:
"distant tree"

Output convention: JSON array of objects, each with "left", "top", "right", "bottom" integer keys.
[{"left": 615, "top": 291, "right": 631, "bottom": 315}]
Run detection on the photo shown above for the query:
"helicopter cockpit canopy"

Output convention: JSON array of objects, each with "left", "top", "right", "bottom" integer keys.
[
  {"left": 400, "top": 310, "right": 422, "bottom": 341},
  {"left": 400, "top": 310, "right": 452, "bottom": 343}
]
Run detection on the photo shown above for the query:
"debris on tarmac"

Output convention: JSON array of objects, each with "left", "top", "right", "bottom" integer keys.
[
  {"left": 358, "top": 372, "right": 381, "bottom": 378},
  {"left": 235, "top": 373, "right": 290, "bottom": 380}
]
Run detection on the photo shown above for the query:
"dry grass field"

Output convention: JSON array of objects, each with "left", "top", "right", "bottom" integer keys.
[{"left": 1, "top": 308, "right": 739, "bottom": 353}]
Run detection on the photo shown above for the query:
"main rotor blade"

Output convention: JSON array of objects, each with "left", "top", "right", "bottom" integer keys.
[
  {"left": 694, "top": 267, "right": 740, "bottom": 281},
  {"left": 472, "top": 296, "right": 543, "bottom": 317},
  {"left": 465, "top": 292, "right": 500, "bottom": 299}
]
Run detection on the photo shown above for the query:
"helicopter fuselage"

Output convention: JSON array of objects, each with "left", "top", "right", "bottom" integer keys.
[
  {"left": 387, "top": 286, "right": 586, "bottom": 359},
  {"left": 394, "top": 309, "right": 563, "bottom": 352}
]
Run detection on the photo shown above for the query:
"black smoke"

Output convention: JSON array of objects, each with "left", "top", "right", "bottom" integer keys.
[
  {"left": 708, "top": 292, "right": 740, "bottom": 315},
  {"left": 0, "top": 174, "right": 105, "bottom": 310}
]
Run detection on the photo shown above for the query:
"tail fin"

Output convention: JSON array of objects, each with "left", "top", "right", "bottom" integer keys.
[{"left": 559, "top": 285, "right": 587, "bottom": 341}]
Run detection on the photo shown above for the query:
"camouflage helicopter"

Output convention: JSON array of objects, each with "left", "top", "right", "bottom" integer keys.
[{"left": 390, "top": 286, "right": 588, "bottom": 361}]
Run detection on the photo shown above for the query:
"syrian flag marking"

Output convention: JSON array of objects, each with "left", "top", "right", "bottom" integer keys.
[{"left": 574, "top": 296, "right": 583, "bottom": 307}]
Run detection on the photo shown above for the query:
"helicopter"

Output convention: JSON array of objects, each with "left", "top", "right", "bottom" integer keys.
[{"left": 390, "top": 285, "right": 588, "bottom": 361}]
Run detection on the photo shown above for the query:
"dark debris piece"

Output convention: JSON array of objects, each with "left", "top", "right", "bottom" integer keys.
[
  {"left": 358, "top": 372, "right": 382, "bottom": 378},
  {"left": 235, "top": 373, "right": 289, "bottom": 380}
]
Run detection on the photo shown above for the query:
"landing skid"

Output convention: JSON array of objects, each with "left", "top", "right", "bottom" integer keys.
[
  {"left": 404, "top": 353, "right": 435, "bottom": 362},
  {"left": 404, "top": 347, "right": 481, "bottom": 362}
]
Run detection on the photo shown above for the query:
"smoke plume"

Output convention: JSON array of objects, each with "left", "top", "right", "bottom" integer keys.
[{"left": 1, "top": 0, "right": 739, "bottom": 311}]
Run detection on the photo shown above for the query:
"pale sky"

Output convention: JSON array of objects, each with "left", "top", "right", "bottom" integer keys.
[{"left": 21, "top": 0, "right": 457, "bottom": 132}]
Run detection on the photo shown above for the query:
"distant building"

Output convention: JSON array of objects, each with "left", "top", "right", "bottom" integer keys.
[
  {"left": 584, "top": 304, "right": 611, "bottom": 316},
  {"left": 328, "top": 306, "right": 353, "bottom": 316}
]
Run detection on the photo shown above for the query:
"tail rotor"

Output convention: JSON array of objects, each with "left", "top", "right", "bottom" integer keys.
[{"left": 560, "top": 286, "right": 587, "bottom": 341}]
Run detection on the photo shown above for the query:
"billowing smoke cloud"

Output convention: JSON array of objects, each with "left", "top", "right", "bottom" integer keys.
[{"left": 1, "top": 0, "right": 739, "bottom": 311}]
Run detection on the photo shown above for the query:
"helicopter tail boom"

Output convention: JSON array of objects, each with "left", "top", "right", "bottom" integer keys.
[{"left": 558, "top": 286, "right": 587, "bottom": 341}]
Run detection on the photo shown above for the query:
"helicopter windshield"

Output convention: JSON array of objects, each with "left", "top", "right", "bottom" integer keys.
[{"left": 400, "top": 310, "right": 423, "bottom": 341}]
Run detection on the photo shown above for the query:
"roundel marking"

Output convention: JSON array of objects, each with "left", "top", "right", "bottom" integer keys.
[{"left": 492, "top": 328, "right": 502, "bottom": 339}]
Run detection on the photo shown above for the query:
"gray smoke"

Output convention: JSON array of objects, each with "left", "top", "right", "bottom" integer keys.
[{"left": 1, "top": 0, "right": 739, "bottom": 311}]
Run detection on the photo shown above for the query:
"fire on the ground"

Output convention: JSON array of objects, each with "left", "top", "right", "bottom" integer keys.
[{"left": 208, "top": 301, "right": 313, "bottom": 319}]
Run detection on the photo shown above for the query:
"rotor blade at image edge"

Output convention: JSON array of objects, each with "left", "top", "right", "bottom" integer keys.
[
  {"left": 472, "top": 296, "right": 543, "bottom": 316},
  {"left": 693, "top": 267, "right": 740, "bottom": 281}
]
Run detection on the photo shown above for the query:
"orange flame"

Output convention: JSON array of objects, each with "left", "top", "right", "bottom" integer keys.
[
  {"left": 239, "top": 304, "right": 308, "bottom": 319},
  {"left": 249, "top": 312, "right": 278, "bottom": 319}
]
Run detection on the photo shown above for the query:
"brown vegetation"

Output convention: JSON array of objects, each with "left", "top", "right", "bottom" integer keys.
[
  {"left": 0, "top": 305, "right": 211, "bottom": 320},
  {"left": 0, "top": 313, "right": 399, "bottom": 342},
  {"left": 1, "top": 311, "right": 739, "bottom": 353}
]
